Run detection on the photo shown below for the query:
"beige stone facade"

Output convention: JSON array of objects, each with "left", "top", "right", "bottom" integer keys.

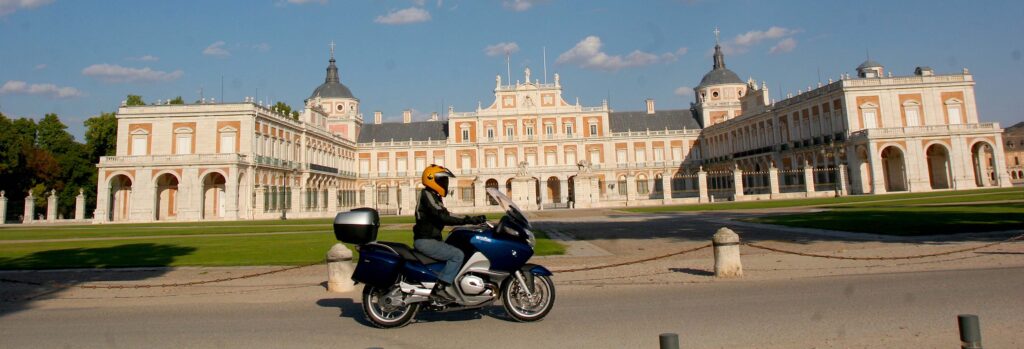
[{"left": 93, "top": 46, "right": 1011, "bottom": 223}]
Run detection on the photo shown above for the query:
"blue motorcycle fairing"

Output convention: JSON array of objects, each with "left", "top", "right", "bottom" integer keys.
[
  {"left": 445, "top": 228, "right": 533, "bottom": 272},
  {"left": 525, "top": 264, "right": 553, "bottom": 276},
  {"left": 401, "top": 260, "right": 446, "bottom": 284}
]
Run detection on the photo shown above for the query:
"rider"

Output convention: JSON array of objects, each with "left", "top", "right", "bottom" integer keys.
[{"left": 414, "top": 165, "right": 486, "bottom": 302}]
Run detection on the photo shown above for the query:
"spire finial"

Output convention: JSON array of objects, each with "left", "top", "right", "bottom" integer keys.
[
  {"left": 329, "top": 41, "right": 336, "bottom": 60},
  {"left": 713, "top": 26, "right": 720, "bottom": 45}
]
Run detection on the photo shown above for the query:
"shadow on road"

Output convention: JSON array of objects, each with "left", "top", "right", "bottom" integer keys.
[
  {"left": 0, "top": 243, "right": 196, "bottom": 318},
  {"left": 316, "top": 297, "right": 513, "bottom": 327},
  {"left": 668, "top": 267, "right": 714, "bottom": 276}
]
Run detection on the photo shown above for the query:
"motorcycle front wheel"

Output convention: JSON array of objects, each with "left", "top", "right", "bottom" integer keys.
[
  {"left": 362, "top": 284, "right": 419, "bottom": 328},
  {"left": 501, "top": 274, "right": 555, "bottom": 322}
]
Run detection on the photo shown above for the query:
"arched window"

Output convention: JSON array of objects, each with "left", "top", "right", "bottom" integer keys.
[{"left": 636, "top": 174, "right": 649, "bottom": 195}]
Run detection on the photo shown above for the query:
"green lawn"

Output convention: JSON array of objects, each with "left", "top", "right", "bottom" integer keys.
[
  {"left": 0, "top": 220, "right": 563, "bottom": 269},
  {"left": 622, "top": 187, "right": 1023, "bottom": 213},
  {"left": 747, "top": 202, "right": 1024, "bottom": 236}
]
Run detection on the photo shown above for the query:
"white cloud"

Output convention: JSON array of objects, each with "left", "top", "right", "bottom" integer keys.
[
  {"left": 34, "top": 63, "right": 47, "bottom": 70},
  {"left": 81, "top": 64, "right": 184, "bottom": 83},
  {"left": 660, "top": 47, "right": 689, "bottom": 62},
  {"left": 718, "top": 26, "right": 800, "bottom": 55},
  {"left": 769, "top": 38, "right": 797, "bottom": 54},
  {"left": 483, "top": 42, "right": 520, "bottom": 57},
  {"left": 0, "top": 0, "right": 54, "bottom": 16},
  {"left": 374, "top": 7, "right": 431, "bottom": 25},
  {"left": 1, "top": 80, "right": 82, "bottom": 98},
  {"left": 674, "top": 86, "right": 693, "bottom": 97},
  {"left": 253, "top": 43, "right": 272, "bottom": 52},
  {"left": 202, "top": 41, "right": 230, "bottom": 57},
  {"left": 127, "top": 55, "right": 159, "bottom": 62},
  {"left": 502, "top": 0, "right": 543, "bottom": 11},
  {"left": 556, "top": 36, "right": 678, "bottom": 72}
]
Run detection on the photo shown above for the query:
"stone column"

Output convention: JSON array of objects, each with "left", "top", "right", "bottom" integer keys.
[
  {"left": 254, "top": 186, "right": 266, "bottom": 215},
  {"left": 290, "top": 186, "right": 301, "bottom": 214},
  {"left": 803, "top": 162, "right": 815, "bottom": 194},
  {"left": 572, "top": 174, "right": 592, "bottom": 208},
  {"left": 697, "top": 169, "right": 709, "bottom": 203},
  {"left": 0, "top": 191, "right": 7, "bottom": 224},
  {"left": 768, "top": 166, "right": 780, "bottom": 197},
  {"left": 327, "top": 186, "right": 338, "bottom": 213},
  {"left": 837, "top": 164, "right": 849, "bottom": 196},
  {"left": 363, "top": 185, "right": 376, "bottom": 208},
  {"left": 325, "top": 243, "right": 355, "bottom": 293},
  {"left": 868, "top": 143, "right": 887, "bottom": 193},
  {"left": 23, "top": 191, "right": 34, "bottom": 223},
  {"left": 713, "top": 227, "right": 743, "bottom": 278},
  {"left": 401, "top": 182, "right": 417, "bottom": 215},
  {"left": 660, "top": 174, "right": 672, "bottom": 203},
  {"left": 474, "top": 179, "right": 486, "bottom": 209},
  {"left": 387, "top": 186, "right": 398, "bottom": 212},
  {"left": 537, "top": 175, "right": 546, "bottom": 208},
  {"left": 47, "top": 189, "right": 57, "bottom": 222},
  {"left": 511, "top": 176, "right": 537, "bottom": 211},
  {"left": 559, "top": 177, "right": 569, "bottom": 205},
  {"left": 75, "top": 189, "right": 85, "bottom": 221},
  {"left": 733, "top": 167, "right": 745, "bottom": 200},
  {"left": 625, "top": 174, "right": 637, "bottom": 204},
  {"left": 226, "top": 173, "right": 239, "bottom": 220}
]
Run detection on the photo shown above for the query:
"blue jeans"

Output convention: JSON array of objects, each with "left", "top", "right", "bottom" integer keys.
[{"left": 414, "top": 239, "right": 464, "bottom": 284}]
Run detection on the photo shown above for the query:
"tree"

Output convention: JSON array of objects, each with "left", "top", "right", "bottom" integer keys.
[
  {"left": 37, "top": 113, "right": 76, "bottom": 154},
  {"left": 272, "top": 102, "right": 301, "bottom": 120},
  {"left": 84, "top": 112, "right": 118, "bottom": 161},
  {"left": 169, "top": 96, "right": 184, "bottom": 105},
  {"left": 126, "top": 94, "right": 145, "bottom": 106}
]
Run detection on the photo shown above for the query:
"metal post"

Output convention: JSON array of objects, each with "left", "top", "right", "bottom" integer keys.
[
  {"left": 958, "top": 314, "right": 982, "bottom": 349},
  {"left": 659, "top": 333, "right": 679, "bottom": 349}
]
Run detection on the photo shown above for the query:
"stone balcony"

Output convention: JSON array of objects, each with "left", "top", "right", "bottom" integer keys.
[
  {"left": 848, "top": 122, "right": 999, "bottom": 141},
  {"left": 100, "top": 153, "right": 249, "bottom": 167}
]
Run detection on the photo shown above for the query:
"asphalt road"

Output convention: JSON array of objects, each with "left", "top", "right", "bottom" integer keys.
[{"left": 2, "top": 267, "right": 1022, "bottom": 348}]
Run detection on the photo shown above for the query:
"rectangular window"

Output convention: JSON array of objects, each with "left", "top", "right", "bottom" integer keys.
[
  {"left": 526, "top": 153, "right": 536, "bottom": 165},
  {"left": 486, "top": 154, "right": 497, "bottom": 168},
  {"left": 506, "top": 154, "right": 518, "bottom": 167},
  {"left": 460, "top": 155, "right": 471, "bottom": 169},
  {"left": 589, "top": 149, "right": 600, "bottom": 164},
  {"left": 635, "top": 149, "right": 646, "bottom": 163},
  {"left": 863, "top": 110, "right": 877, "bottom": 129},
  {"left": 377, "top": 159, "right": 388, "bottom": 176},
  {"left": 176, "top": 134, "right": 191, "bottom": 154},
  {"left": 545, "top": 125, "right": 554, "bottom": 135},
  {"left": 462, "top": 129, "right": 470, "bottom": 141},
  {"left": 396, "top": 158, "right": 407, "bottom": 174},
  {"left": 526, "top": 127, "right": 534, "bottom": 136},
  {"left": 947, "top": 105, "right": 962, "bottom": 124},
  {"left": 360, "top": 159, "right": 369, "bottom": 174},
  {"left": 505, "top": 126, "right": 514, "bottom": 138},
  {"left": 486, "top": 128, "right": 494, "bottom": 140},
  {"left": 219, "top": 133, "right": 235, "bottom": 153},
  {"left": 616, "top": 149, "right": 627, "bottom": 164},
  {"left": 672, "top": 147, "right": 683, "bottom": 160},
  {"left": 565, "top": 151, "right": 577, "bottom": 165},
  {"left": 545, "top": 152, "right": 556, "bottom": 165},
  {"left": 905, "top": 107, "right": 919, "bottom": 127},
  {"left": 131, "top": 135, "right": 147, "bottom": 156},
  {"left": 415, "top": 157, "right": 425, "bottom": 171},
  {"left": 589, "top": 124, "right": 598, "bottom": 136},
  {"left": 654, "top": 148, "right": 664, "bottom": 161},
  {"left": 565, "top": 124, "right": 574, "bottom": 136}
]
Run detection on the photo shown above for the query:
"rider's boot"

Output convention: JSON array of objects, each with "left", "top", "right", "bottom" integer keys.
[{"left": 432, "top": 280, "right": 456, "bottom": 303}]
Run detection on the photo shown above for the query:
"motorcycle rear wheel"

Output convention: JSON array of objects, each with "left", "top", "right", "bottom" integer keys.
[
  {"left": 362, "top": 284, "right": 419, "bottom": 328},
  {"left": 501, "top": 274, "right": 555, "bottom": 322}
]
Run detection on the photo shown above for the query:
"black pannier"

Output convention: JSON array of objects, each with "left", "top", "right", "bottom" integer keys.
[{"left": 332, "top": 208, "right": 379, "bottom": 244}]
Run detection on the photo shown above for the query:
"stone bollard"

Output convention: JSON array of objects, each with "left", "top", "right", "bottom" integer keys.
[
  {"left": 326, "top": 243, "right": 355, "bottom": 293},
  {"left": 713, "top": 227, "right": 743, "bottom": 278}
]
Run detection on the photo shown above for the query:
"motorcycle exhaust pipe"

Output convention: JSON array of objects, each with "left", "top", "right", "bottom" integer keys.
[{"left": 400, "top": 282, "right": 433, "bottom": 296}]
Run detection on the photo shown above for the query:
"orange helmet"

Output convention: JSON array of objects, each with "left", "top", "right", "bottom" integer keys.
[{"left": 421, "top": 164, "right": 455, "bottom": 197}]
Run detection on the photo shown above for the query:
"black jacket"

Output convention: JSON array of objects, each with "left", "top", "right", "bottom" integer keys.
[{"left": 413, "top": 189, "right": 474, "bottom": 240}]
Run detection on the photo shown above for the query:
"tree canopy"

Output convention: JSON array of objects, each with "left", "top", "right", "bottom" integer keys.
[{"left": 126, "top": 94, "right": 145, "bottom": 106}]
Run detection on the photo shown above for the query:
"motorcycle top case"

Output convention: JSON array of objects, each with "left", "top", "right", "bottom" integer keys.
[
  {"left": 333, "top": 208, "right": 379, "bottom": 244},
  {"left": 352, "top": 244, "right": 402, "bottom": 287}
]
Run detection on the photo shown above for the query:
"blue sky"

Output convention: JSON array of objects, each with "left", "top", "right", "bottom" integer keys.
[{"left": 1, "top": 0, "right": 1022, "bottom": 139}]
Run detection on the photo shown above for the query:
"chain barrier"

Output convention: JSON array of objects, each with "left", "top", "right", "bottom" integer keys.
[
  {"left": 551, "top": 244, "right": 711, "bottom": 273},
  {"left": 0, "top": 260, "right": 324, "bottom": 290},
  {"left": 743, "top": 233, "right": 1024, "bottom": 261}
]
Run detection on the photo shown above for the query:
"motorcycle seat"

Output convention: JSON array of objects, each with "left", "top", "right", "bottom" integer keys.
[{"left": 377, "top": 241, "right": 444, "bottom": 265}]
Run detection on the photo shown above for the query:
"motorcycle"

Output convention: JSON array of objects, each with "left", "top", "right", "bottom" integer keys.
[{"left": 332, "top": 188, "right": 555, "bottom": 328}]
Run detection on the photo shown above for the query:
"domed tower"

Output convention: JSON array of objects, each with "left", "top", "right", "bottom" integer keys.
[
  {"left": 308, "top": 42, "right": 362, "bottom": 141},
  {"left": 692, "top": 28, "right": 747, "bottom": 127},
  {"left": 856, "top": 59, "right": 884, "bottom": 78}
]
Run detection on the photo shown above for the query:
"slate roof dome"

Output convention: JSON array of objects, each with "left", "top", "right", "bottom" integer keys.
[
  {"left": 309, "top": 57, "right": 355, "bottom": 99},
  {"left": 857, "top": 59, "right": 883, "bottom": 70},
  {"left": 698, "top": 44, "right": 743, "bottom": 88}
]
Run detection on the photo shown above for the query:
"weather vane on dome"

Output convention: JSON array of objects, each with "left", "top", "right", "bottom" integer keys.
[
  {"left": 713, "top": 26, "right": 720, "bottom": 45},
  {"left": 329, "top": 41, "right": 336, "bottom": 60}
]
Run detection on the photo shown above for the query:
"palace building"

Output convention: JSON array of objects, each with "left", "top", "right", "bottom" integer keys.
[{"left": 93, "top": 40, "right": 1012, "bottom": 223}]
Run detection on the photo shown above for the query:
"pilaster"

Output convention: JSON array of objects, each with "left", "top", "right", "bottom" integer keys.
[
  {"left": 697, "top": 169, "right": 709, "bottom": 203},
  {"left": 768, "top": 166, "right": 780, "bottom": 197},
  {"left": 803, "top": 162, "right": 815, "bottom": 194},
  {"left": 733, "top": 167, "right": 745, "bottom": 199},
  {"left": 24, "top": 192, "right": 34, "bottom": 223},
  {"left": 75, "top": 189, "right": 85, "bottom": 220}
]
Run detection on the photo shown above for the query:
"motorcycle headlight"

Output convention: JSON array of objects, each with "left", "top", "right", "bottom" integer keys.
[{"left": 524, "top": 228, "right": 536, "bottom": 248}]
